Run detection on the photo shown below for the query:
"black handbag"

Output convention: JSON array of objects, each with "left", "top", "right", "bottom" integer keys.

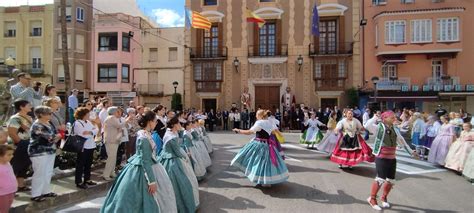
[{"left": 62, "top": 121, "right": 87, "bottom": 153}]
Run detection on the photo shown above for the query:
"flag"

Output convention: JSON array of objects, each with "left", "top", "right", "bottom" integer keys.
[
  {"left": 246, "top": 9, "right": 265, "bottom": 28},
  {"left": 312, "top": 5, "right": 320, "bottom": 36},
  {"left": 185, "top": 7, "right": 211, "bottom": 30},
  {"left": 185, "top": 8, "right": 192, "bottom": 29}
]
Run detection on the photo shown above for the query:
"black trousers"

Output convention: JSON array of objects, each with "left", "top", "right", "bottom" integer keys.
[
  {"left": 208, "top": 121, "right": 214, "bottom": 132},
  {"left": 75, "top": 148, "right": 95, "bottom": 184},
  {"left": 116, "top": 143, "right": 126, "bottom": 166},
  {"left": 242, "top": 120, "right": 249, "bottom": 130},
  {"left": 233, "top": 121, "right": 240, "bottom": 129},
  {"left": 11, "top": 140, "right": 32, "bottom": 178},
  {"left": 375, "top": 157, "right": 397, "bottom": 180},
  {"left": 223, "top": 119, "right": 228, "bottom": 130}
]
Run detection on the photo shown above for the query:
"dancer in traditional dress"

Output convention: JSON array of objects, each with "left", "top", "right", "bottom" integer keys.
[
  {"left": 317, "top": 112, "right": 339, "bottom": 155},
  {"left": 191, "top": 121, "right": 212, "bottom": 168},
  {"left": 428, "top": 115, "right": 456, "bottom": 166},
  {"left": 421, "top": 115, "right": 441, "bottom": 160},
  {"left": 445, "top": 123, "right": 474, "bottom": 172},
  {"left": 365, "top": 111, "right": 418, "bottom": 211},
  {"left": 101, "top": 111, "right": 177, "bottom": 213},
  {"left": 300, "top": 112, "right": 325, "bottom": 149},
  {"left": 198, "top": 119, "right": 213, "bottom": 154},
  {"left": 159, "top": 116, "right": 199, "bottom": 213},
  {"left": 330, "top": 110, "right": 375, "bottom": 169},
  {"left": 182, "top": 122, "right": 207, "bottom": 180},
  {"left": 462, "top": 141, "right": 474, "bottom": 182},
  {"left": 231, "top": 109, "right": 289, "bottom": 187},
  {"left": 411, "top": 113, "right": 426, "bottom": 157}
]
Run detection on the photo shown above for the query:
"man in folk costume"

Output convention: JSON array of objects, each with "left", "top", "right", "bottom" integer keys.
[
  {"left": 281, "top": 87, "right": 296, "bottom": 112},
  {"left": 364, "top": 111, "right": 418, "bottom": 211}
]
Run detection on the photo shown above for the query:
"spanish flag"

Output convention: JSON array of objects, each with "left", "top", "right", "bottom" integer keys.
[
  {"left": 185, "top": 8, "right": 211, "bottom": 30},
  {"left": 246, "top": 9, "right": 265, "bottom": 28}
]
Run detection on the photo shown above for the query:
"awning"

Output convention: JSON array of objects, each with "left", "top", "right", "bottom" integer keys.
[{"left": 384, "top": 59, "right": 407, "bottom": 64}]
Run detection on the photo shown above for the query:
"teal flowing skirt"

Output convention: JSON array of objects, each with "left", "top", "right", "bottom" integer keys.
[
  {"left": 160, "top": 157, "right": 196, "bottom": 213},
  {"left": 231, "top": 139, "right": 289, "bottom": 185},
  {"left": 101, "top": 163, "right": 160, "bottom": 213}
]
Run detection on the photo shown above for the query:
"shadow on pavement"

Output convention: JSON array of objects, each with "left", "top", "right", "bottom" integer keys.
[
  {"left": 198, "top": 191, "right": 265, "bottom": 213},
  {"left": 341, "top": 165, "right": 441, "bottom": 181},
  {"left": 389, "top": 204, "right": 458, "bottom": 213},
  {"left": 286, "top": 164, "right": 339, "bottom": 174}
]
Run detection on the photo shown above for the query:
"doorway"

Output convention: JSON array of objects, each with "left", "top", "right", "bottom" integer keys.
[
  {"left": 254, "top": 86, "right": 280, "bottom": 112},
  {"left": 321, "top": 98, "right": 338, "bottom": 108},
  {"left": 202, "top": 98, "right": 217, "bottom": 113}
]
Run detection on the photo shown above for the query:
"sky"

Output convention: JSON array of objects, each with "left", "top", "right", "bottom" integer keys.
[{"left": 0, "top": 0, "right": 186, "bottom": 28}]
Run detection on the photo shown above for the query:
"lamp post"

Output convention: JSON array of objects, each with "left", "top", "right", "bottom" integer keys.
[
  {"left": 371, "top": 76, "right": 379, "bottom": 108},
  {"left": 172, "top": 81, "right": 179, "bottom": 94},
  {"left": 297, "top": 55, "right": 303, "bottom": 71},
  {"left": 233, "top": 57, "right": 240, "bottom": 72}
]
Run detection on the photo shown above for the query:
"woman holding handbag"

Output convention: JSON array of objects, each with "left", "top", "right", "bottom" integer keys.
[{"left": 73, "top": 107, "right": 98, "bottom": 189}]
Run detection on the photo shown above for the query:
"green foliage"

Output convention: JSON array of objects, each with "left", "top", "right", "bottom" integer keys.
[
  {"left": 346, "top": 87, "right": 359, "bottom": 108},
  {"left": 171, "top": 93, "right": 182, "bottom": 111}
]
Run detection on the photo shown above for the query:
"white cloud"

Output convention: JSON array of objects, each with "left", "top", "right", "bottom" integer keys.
[
  {"left": 151, "top": 8, "right": 185, "bottom": 28},
  {"left": 0, "top": 0, "right": 53, "bottom": 6}
]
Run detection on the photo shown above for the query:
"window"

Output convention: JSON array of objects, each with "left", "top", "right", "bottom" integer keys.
[
  {"left": 4, "top": 21, "right": 16, "bottom": 37},
  {"left": 57, "top": 64, "right": 66, "bottom": 82},
  {"left": 75, "top": 64, "right": 84, "bottom": 83},
  {"left": 30, "top": 47, "right": 41, "bottom": 69},
  {"left": 382, "top": 64, "right": 397, "bottom": 78},
  {"left": 169, "top": 47, "right": 178, "bottom": 61},
  {"left": 259, "top": 22, "right": 276, "bottom": 56},
  {"left": 318, "top": 20, "right": 337, "bottom": 54},
  {"left": 411, "top": 19, "right": 432, "bottom": 43},
  {"left": 98, "top": 64, "right": 117, "bottom": 82},
  {"left": 58, "top": 34, "right": 72, "bottom": 49},
  {"left": 385, "top": 20, "right": 406, "bottom": 44},
  {"left": 193, "top": 62, "right": 223, "bottom": 92},
  {"left": 432, "top": 60, "right": 443, "bottom": 81},
  {"left": 401, "top": 0, "right": 414, "bottom": 3},
  {"left": 437, "top": 18, "right": 459, "bottom": 42},
  {"left": 375, "top": 24, "right": 379, "bottom": 47},
  {"left": 122, "top": 33, "right": 130, "bottom": 52},
  {"left": 203, "top": 25, "right": 219, "bottom": 57},
  {"left": 149, "top": 48, "right": 158, "bottom": 62},
  {"left": 98, "top": 33, "right": 118, "bottom": 51},
  {"left": 58, "top": 6, "right": 72, "bottom": 22},
  {"left": 313, "top": 59, "right": 347, "bottom": 90},
  {"left": 76, "top": 34, "right": 85, "bottom": 53},
  {"left": 30, "top": 20, "right": 42, "bottom": 37},
  {"left": 76, "top": 7, "right": 84, "bottom": 22},
  {"left": 122, "top": 64, "right": 130, "bottom": 83},
  {"left": 4, "top": 47, "right": 16, "bottom": 60},
  {"left": 372, "top": 0, "right": 387, "bottom": 5},
  {"left": 203, "top": 0, "right": 217, "bottom": 6}
]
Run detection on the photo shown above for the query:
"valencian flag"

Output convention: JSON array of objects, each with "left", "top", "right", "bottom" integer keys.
[
  {"left": 246, "top": 9, "right": 265, "bottom": 28},
  {"left": 185, "top": 7, "right": 211, "bottom": 30},
  {"left": 312, "top": 5, "right": 320, "bottom": 36}
]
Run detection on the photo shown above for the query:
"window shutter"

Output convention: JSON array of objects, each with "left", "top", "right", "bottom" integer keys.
[
  {"left": 442, "top": 59, "right": 448, "bottom": 76},
  {"left": 218, "top": 22, "right": 223, "bottom": 56},
  {"left": 253, "top": 23, "right": 259, "bottom": 56},
  {"left": 276, "top": 19, "right": 282, "bottom": 55},
  {"left": 196, "top": 29, "right": 203, "bottom": 56}
]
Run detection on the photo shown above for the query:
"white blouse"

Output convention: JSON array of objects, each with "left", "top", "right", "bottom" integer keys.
[
  {"left": 250, "top": 120, "right": 275, "bottom": 135},
  {"left": 74, "top": 119, "right": 98, "bottom": 149}
]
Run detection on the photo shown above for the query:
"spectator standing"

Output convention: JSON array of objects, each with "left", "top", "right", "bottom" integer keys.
[
  {"left": 241, "top": 109, "right": 250, "bottom": 130},
  {"left": 73, "top": 107, "right": 98, "bottom": 189},
  {"left": 7, "top": 99, "right": 33, "bottom": 193},
  {"left": 102, "top": 107, "right": 126, "bottom": 180},
  {"left": 44, "top": 98, "right": 66, "bottom": 138},
  {"left": 126, "top": 108, "right": 140, "bottom": 158},
  {"left": 0, "top": 144, "right": 16, "bottom": 212},
  {"left": 68, "top": 89, "right": 79, "bottom": 122},
  {"left": 42, "top": 84, "right": 62, "bottom": 107},
  {"left": 207, "top": 109, "right": 216, "bottom": 132},
  {"left": 215, "top": 109, "right": 222, "bottom": 130},
  {"left": 434, "top": 105, "right": 448, "bottom": 118},
  {"left": 353, "top": 106, "right": 362, "bottom": 122},
  {"left": 230, "top": 109, "right": 241, "bottom": 129},
  {"left": 334, "top": 106, "right": 342, "bottom": 121},
  {"left": 222, "top": 109, "right": 229, "bottom": 130},
  {"left": 28, "top": 106, "right": 60, "bottom": 202},
  {"left": 10, "top": 73, "right": 42, "bottom": 115},
  {"left": 249, "top": 109, "right": 256, "bottom": 128},
  {"left": 116, "top": 108, "right": 129, "bottom": 168}
]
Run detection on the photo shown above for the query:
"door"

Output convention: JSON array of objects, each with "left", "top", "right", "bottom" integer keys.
[
  {"left": 319, "top": 20, "right": 337, "bottom": 54},
  {"left": 255, "top": 86, "right": 280, "bottom": 112},
  {"left": 321, "top": 98, "right": 338, "bottom": 109},
  {"left": 202, "top": 98, "right": 217, "bottom": 113}
]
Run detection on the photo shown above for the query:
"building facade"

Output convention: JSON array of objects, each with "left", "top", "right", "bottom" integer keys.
[
  {"left": 53, "top": 0, "right": 93, "bottom": 97},
  {"left": 90, "top": 13, "right": 153, "bottom": 105},
  {"left": 135, "top": 27, "right": 185, "bottom": 109},
  {"left": 362, "top": 0, "right": 474, "bottom": 112},
  {"left": 184, "top": 0, "right": 362, "bottom": 113},
  {"left": 0, "top": 4, "right": 54, "bottom": 85}
]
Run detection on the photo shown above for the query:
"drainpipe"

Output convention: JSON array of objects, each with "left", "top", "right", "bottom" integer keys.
[{"left": 361, "top": 0, "right": 365, "bottom": 89}]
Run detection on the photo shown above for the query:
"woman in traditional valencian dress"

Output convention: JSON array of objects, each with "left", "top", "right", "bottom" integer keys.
[
  {"left": 182, "top": 122, "right": 207, "bottom": 180},
  {"left": 231, "top": 109, "right": 289, "bottom": 187},
  {"left": 191, "top": 121, "right": 212, "bottom": 168},
  {"left": 428, "top": 115, "right": 456, "bottom": 166},
  {"left": 158, "top": 116, "right": 199, "bottom": 213},
  {"left": 198, "top": 119, "right": 213, "bottom": 154},
  {"left": 330, "top": 110, "right": 375, "bottom": 169},
  {"left": 300, "top": 112, "right": 325, "bottom": 149},
  {"left": 317, "top": 112, "right": 340, "bottom": 155},
  {"left": 445, "top": 123, "right": 474, "bottom": 172},
  {"left": 101, "top": 111, "right": 177, "bottom": 213},
  {"left": 421, "top": 115, "right": 441, "bottom": 160}
]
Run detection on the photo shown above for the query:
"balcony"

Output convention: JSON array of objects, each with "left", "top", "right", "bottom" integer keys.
[
  {"left": 309, "top": 42, "right": 353, "bottom": 56},
  {"left": 196, "top": 81, "right": 221, "bottom": 93},
  {"left": 314, "top": 77, "right": 347, "bottom": 91},
  {"left": 423, "top": 76, "right": 462, "bottom": 92},
  {"left": 189, "top": 46, "right": 227, "bottom": 60},
  {"left": 376, "top": 77, "right": 411, "bottom": 91},
  {"left": 248, "top": 44, "right": 288, "bottom": 57},
  {"left": 138, "top": 84, "right": 164, "bottom": 96},
  {"left": 18, "top": 64, "right": 45, "bottom": 76}
]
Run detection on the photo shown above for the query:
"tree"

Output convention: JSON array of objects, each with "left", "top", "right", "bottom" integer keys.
[{"left": 60, "top": 0, "right": 71, "bottom": 122}]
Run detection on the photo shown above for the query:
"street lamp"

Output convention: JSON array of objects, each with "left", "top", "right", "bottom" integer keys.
[
  {"left": 172, "top": 81, "right": 179, "bottom": 94},
  {"left": 371, "top": 76, "right": 379, "bottom": 104},
  {"left": 297, "top": 55, "right": 303, "bottom": 71},
  {"left": 233, "top": 57, "right": 240, "bottom": 72}
]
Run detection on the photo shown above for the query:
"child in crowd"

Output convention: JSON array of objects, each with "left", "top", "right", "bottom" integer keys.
[
  {"left": 450, "top": 113, "right": 464, "bottom": 137},
  {"left": 0, "top": 144, "right": 17, "bottom": 213}
]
